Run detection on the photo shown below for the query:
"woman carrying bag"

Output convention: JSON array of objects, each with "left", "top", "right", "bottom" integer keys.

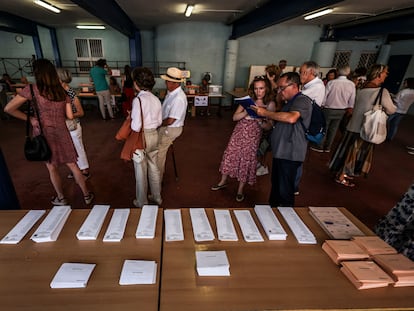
[{"left": 4, "top": 59, "right": 94, "bottom": 206}]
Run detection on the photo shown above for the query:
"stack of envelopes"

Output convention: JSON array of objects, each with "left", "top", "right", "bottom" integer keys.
[
  {"left": 322, "top": 240, "right": 370, "bottom": 265},
  {"left": 373, "top": 253, "right": 414, "bottom": 287}
]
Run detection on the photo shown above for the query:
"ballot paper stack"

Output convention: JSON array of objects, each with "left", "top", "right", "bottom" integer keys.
[
  {"left": 119, "top": 260, "right": 157, "bottom": 285},
  {"left": 254, "top": 205, "right": 287, "bottom": 240},
  {"left": 322, "top": 240, "right": 370, "bottom": 265},
  {"left": 31, "top": 205, "right": 71, "bottom": 243},
  {"left": 340, "top": 260, "right": 394, "bottom": 290},
  {"left": 76, "top": 205, "right": 110, "bottom": 240},
  {"left": 352, "top": 236, "right": 398, "bottom": 256},
  {"left": 373, "top": 253, "right": 414, "bottom": 287},
  {"left": 195, "top": 250, "right": 230, "bottom": 276},
  {"left": 189, "top": 208, "right": 215, "bottom": 242},
  {"left": 103, "top": 208, "right": 130, "bottom": 242},
  {"left": 0, "top": 210, "right": 46, "bottom": 244},
  {"left": 50, "top": 263, "right": 96, "bottom": 288}
]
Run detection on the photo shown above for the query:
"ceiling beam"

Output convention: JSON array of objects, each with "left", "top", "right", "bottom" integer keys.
[
  {"left": 70, "top": 0, "right": 138, "bottom": 38},
  {"left": 230, "top": 0, "right": 344, "bottom": 39},
  {"left": 0, "top": 11, "right": 39, "bottom": 36}
]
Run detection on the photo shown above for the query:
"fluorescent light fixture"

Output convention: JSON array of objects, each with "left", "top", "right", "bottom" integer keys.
[
  {"left": 304, "top": 8, "right": 333, "bottom": 20},
  {"left": 76, "top": 25, "right": 106, "bottom": 30},
  {"left": 185, "top": 4, "right": 194, "bottom": 17},
  {"left": 34, "top": 0, "right": 61, "bottom": 13}
]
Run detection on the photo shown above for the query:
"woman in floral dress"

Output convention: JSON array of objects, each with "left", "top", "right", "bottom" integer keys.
[{"left": 211, "top": 75, "right": 275, "bottom": 202}]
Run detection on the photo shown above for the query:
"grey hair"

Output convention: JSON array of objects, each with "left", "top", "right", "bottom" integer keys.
[
  {"left": 302, "top": 61, "right": 320, "bottom": 77},
  {"left": 337, "top": 65, "right": 351, "bottom": 76},
  {"left": 56, "top": 68, "right": 72, "bottom": 84}
]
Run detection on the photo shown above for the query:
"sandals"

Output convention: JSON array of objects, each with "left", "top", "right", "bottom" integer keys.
[
  {"left": 84, "top": 192, "right": 95, "bottom": 205},
  {"left": 335, "top": 178, "right": 355, "bottom": 187},
  {"left": 236, "top": 193, "right": 245, "bottom": 202},
  {"left": 211, "top": 183, "right": 228, "bottom": 191},
  {"left": 51, "top": 196, "right": 68, "bottom": 206}
]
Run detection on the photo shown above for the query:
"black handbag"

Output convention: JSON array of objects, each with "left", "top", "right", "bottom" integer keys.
[{"left": 24, "top": 84, "right": 52, "bottom": 161}]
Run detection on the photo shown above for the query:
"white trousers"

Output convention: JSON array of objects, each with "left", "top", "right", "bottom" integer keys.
[
  {"left": 69, "top": 123, "right": 89, "bottom": 170},
  {"left": 133, "top": 128, "right": 162, "bottom": 207},
  {"left": 96, "top": 90, "right": 113, "bottom": 119}
]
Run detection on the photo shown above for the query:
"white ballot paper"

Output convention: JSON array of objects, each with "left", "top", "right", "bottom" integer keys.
[
  {"left": 119, "top": 260, "right": 157, "bottom": 285},
  {"left": 164, "top": 209, "right": 184, "bottom": 241},
  {"left": 278, "top": 207, "right": 317, "bottom": 244},
  {"left": 76, "top": 205, "right": 110, "bottom": 240},
  {"left": 189, "top": 208, "right": 215, "bottom": 242},
  {"left": 254, "top": 205, "right": 287, "bottom": 240},
  {"left": 213, "top": 209, "right": 238, "bottom": 241},
  {"left": 50, "top": 263, "right": 96, "bottom": 288},
  {"left": 233, "top": 210, "right": 264, "bottom": 242},
  {"left": 103, "top": 208, "right": 130, "bottom": 242},
  {"left": 136, "top": 205, "right": 158, "bottom": 239},
  {"left": 31, "top": 205, "right": 71, "bottom": 243},
  {"left": 196, "top": 250, "right": 230, "bottom": 276},
  {"left": 1, "top": 210, "right": 46, "bottom": 244}
]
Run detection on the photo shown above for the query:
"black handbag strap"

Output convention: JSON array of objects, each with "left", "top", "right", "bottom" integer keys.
[
  {"left": 373, "top": 87, "right": 384, "bottom": 108},
  {"left": 137, "top": 96, "right": 146, "bottom": 149},
  {"left": 26, "top": 84, "right": 44, "bottom": 137}
]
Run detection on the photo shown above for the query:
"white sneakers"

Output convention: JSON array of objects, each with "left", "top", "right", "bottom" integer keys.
[{"left": 256, "top": 165, "right": 269, "bottom": 176}]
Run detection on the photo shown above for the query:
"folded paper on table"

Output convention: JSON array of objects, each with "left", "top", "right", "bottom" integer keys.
[{"left": 50, "top": 263, "right": 96, "bottom": 288}]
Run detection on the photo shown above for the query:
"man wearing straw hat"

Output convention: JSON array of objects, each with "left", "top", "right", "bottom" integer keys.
[{"left": 158, "top": 67, "right": 188, "bottom": 182}]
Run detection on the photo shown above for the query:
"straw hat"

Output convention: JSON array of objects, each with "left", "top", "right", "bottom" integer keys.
[{"left": 161, "top": 67, "right": 183, "bottom": 83}]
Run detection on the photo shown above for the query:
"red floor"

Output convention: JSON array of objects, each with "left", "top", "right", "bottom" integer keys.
[{"left": 1, "top": 105, "right": 413, "bottom": 230}]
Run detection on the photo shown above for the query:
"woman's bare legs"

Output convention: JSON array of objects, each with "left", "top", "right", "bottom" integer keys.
[
  {"left": 45, "top": 162, "right": 64, "bottom": 199},
  {"left": 66, "top": 162, "right": 90, "bottom": 196}
]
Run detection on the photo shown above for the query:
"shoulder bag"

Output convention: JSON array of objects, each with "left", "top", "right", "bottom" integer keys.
[
  {"left": 24, "top": 84, "right": 52, "bottom": 161},
  {"left": 360, "top": 87, "right": 388, "bottom": 144},
  {"left": 118, "top": 97, "right": 146, "bottom": 162}
]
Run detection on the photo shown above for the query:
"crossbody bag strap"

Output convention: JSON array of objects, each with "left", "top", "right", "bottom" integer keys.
[
  {"left": 29, "top": 84, "right": 45, "bottom": 135},
  {"left": 137, "top": 96, "right": 146, "bottom": 149},
  {"left": 373, "top": 87, "right": 384, "bottom": 109}
]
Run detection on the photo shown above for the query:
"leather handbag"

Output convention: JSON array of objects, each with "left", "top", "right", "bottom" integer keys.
[
  {"left": 24, "top": 84, "right": 52, "bottom": 161},
  {"left": 118, "top": 97, "right": 146, "bottom": 161}
]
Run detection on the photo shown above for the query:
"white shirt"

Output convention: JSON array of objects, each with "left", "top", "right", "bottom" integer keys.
[
  {"left": 323, "top": 76, "right": 356, "bottom": 109},
  {"left": 394, "top": 88, "right": 414, "bottom": 114},
  {"left": 131, "top": 90, "right": 162, "bottom": 132},
  {"left": 162, "top": 86, "right": 188, "bottom": 127},
  {"left": 301, "top": 77, "right": 325, "bottom": 106}
]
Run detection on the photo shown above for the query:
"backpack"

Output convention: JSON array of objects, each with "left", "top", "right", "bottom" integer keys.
[{"left": 300, "top": 100, "right": 326, "bottom": 145}]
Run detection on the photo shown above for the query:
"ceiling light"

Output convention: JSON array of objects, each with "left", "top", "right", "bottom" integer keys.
[
  {"left": 304, "top": 8, "right": 333, "bottom": 20},
  {"left": 185, "top": 4, "right": 194, "bottom": 17},
  {"left": 76, "top": 25, "right": 106, "bottom": 30},
  {"left": 34, "top": 0, "right": 61, "bottom": 13}
]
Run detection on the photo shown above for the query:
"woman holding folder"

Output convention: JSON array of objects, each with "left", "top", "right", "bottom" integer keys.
[{"left": 211, "top": 75, "right": 275, "bottom": 202}]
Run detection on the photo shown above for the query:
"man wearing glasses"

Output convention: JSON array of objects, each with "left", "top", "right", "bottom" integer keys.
[{"left": 253, "top": 72, "right": 312, "bottom": 207}]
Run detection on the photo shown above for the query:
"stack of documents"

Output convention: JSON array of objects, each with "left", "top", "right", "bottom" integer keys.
[
  {"left": 373, "top": 253, "right": 414, "bottom": 287},
  {"left": 278, "top": 207, "right": 316, "bottom": 244},
  {"left": 234, "top": 210, "right": 264, "bottom": 242},
  {"left": 31, "top": 205, "right": 71, "bottom": 243},
  {"left": 164, "top": 209, "right": 184, "bottom": 241},
  {"left": 254, "top": 205, "right": 287, "bottom": 240},
  {"left": 103, "top": 208, "right": 130, "bottom": 242},
  {"left": 213, "top": 209, "right": 238, "bottom": 241},
  {"left": 119, "top": 260, "right": 157, "bottom": 285},
  {"left": 352, "top": 236, "right": 397, "bottom": 256},
  {"left": 189, "top": 208, "right": 215, "bottom": 242},
  {"left": 340, "top": 260, "right": 394, "bottom": 289},
  {"left": 76, "top": 205, "right": 110, "bottom": 240},
  {"left": 195, "top": 250, "right": 230, "bottom": 276},
  {"left": 0, "top": 210, "right": 45, "bottom": 244},
  {"left": 50, "top": 263, "right": 96, "bottom": 288},
  {"left": 136, "top": 205, "right": 158, "bottom": 239},
  {"left": 322, "top": 240, "right": 370, "bottom": 265},
  {"left": 308, "top": 206, "right": 365, "bottom": 239}
]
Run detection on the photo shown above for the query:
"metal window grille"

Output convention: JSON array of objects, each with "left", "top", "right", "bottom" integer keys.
[
  {"left": 75, "top": 38, "right": 103, "bottom": 72},
  {"left": 332, "top": 50, "right": 351, "bottom": 68},
  {"left": 358, "top": 52, "right": 378, "bottom": 69}
]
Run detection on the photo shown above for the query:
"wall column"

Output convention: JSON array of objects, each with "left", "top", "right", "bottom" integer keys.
[
  {"left": 311, "top": 41, "right": 338, "bottom": 67},
  {"left": 222, "top": 40, "right": 239, "bottom": 106},
  {"left": 377, "top": 44, "right": 391, "bottom": 64}
]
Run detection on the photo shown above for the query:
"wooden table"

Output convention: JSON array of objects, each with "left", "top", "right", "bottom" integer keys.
[
  {"left": 0, "top": 209, "right": 163, "bottom": 311},
  {"left": 159, "top": 208, "right": 414, "bottom": 311}
]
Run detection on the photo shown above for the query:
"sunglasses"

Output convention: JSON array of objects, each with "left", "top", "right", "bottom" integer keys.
[{"left": 254, "top": 75, "right": 266, "bottom": 80}]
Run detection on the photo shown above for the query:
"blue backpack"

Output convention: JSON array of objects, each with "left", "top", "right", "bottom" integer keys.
[{"left": 300, "top": 100, "right": 326, "bottom": 145}]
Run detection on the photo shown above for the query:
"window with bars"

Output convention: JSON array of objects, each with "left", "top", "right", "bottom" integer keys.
[
  {"left": 357, "top": 52, "right": 378, "bottom": 69},
  {"left": 332, "top": 50, "right": 351, "bottom": 68},
  {"left": 75, "top": 38, "right": 103, "bottom": 72}
]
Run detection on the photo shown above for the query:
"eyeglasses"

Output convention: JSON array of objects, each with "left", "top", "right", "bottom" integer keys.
[{"left": 276, "top": 83, "right": 293, "bottom": 92}]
